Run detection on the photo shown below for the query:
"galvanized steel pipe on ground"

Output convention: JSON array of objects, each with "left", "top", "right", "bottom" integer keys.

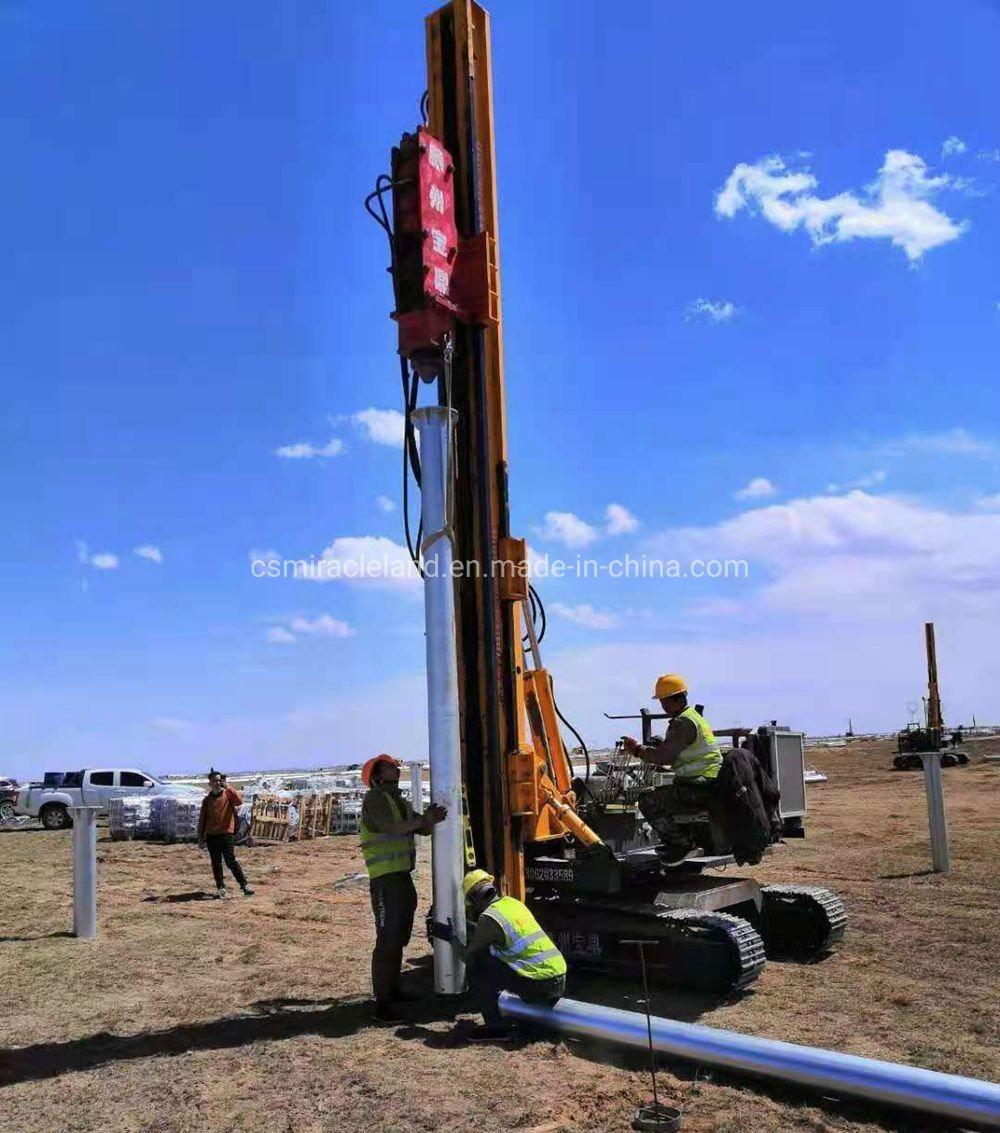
[{"left": 499, "top": 993, "right": 1000, "bottom": 1129}]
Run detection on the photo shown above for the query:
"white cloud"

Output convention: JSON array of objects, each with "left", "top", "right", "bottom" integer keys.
[
  {"left": 977, "top": 149, "right": 1000, "bottom": 163},
  {"left": 883, "top": 428, "right": 996, "bottom": 459},
  {"left": 683, "top": 596, "right": 744, "bottom": 620},
  {"left": 300, "top": 535, "right": 421, "bottom": 591},
  {"left": 376, "top": 495, "right": 397, "bottom": 514},
  {"left": 826, "top": 470, "right": 887, "bottom": 493},
  {"left": 274, "top": 438, "right": 344, "bottom": 460},
  {"left": 715, "top": 149, "right": 967, "bottom": 261},
  {"left": 535, "top": 511, "right": 600, "bottom": 548},
  {"left": 735, "top": 477, "right": 777, "bottom": 501},
  {"left": 134, "top": 544, "right": 163, "bottom": 564},
  {"left": 289, "top": 614, "right": 354, "bottom": 638},
  {"left": 539, "top": 612, "right": 997, "bottom": 746},
  {"left": 149, "top": 716, "right": 194, "bottom": 736},
  {"left": 941, "top": 136, "right": 967, "bottom": 158},
  {"left": 976, "top": 494, "right": 1000, "bottom": 512},
  {"left": 685, "top": 298, "right": 739, "bottom": 324},
  {"left": 651, "top": 490, "right": 1000, "bottom": 623},
  {"left": 353, "top": 408, "right": 406, "bottom": 448},
  {"left": 536, "top": 504, "right": 641, "bottom": 546},
  {"left": 76, "top": 541, "right": 119, "bottom": 570},
  {"left": 605, "top": 503, "right": 639, "bottom": 536},
  {"left": 265, "top": 613, "right": 355, "bottom": 645},
  {"left": 549, "top": 602, "right": 622, "bottom": 630}
]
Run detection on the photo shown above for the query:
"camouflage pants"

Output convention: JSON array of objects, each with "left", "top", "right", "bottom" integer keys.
[{"left": 639, "top": 780, "right": 717, "bottom": 851}]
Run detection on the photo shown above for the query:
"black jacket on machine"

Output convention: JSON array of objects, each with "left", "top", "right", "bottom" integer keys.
[{"left": 716, "top": 746, "right": 782, "bottom": 865}]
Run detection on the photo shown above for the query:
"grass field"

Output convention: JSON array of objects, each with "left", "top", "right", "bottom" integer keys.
[{"left": 2, "top": 738, "right": 997, "bottom": 1133}]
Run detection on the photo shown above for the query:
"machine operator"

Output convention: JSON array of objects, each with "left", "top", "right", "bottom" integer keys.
[
  {"left": 621, "top": 674, "right": 723, "bottom": 848},
  {"left": 621, "top": 673, "right": 723, "bottom": 782}
]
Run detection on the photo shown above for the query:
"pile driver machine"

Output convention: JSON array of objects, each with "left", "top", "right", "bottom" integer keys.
[
  {"left": 366, "top": 0, "right": 845, "bottom": 997},
  {"left": 894, "top": 623, "right": 969, "bottom": 770}
]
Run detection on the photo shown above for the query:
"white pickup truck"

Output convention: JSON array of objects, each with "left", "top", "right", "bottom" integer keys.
[{"left": 14, "top": 768, "right": 197, "bottom": 830}]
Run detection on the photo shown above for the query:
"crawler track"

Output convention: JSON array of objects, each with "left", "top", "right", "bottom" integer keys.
[
  {"left": 531, "top": 895, "right": 767, "bottom": 995},
  {"left": 759, "top": 884, "right": 847, "bottom": 955}
]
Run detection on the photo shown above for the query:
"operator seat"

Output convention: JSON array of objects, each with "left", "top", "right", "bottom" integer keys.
[{"left": 639, "top": 764, "right": 729, "bottom": 861}]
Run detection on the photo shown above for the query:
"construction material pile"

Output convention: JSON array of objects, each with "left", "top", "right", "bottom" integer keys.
[
  {"left": 251, "top": 793, "right": 329, "bottom": 842},
  {"left": 331, "top": 793, "right": 362, "bottom": 834},
  {"left": 108, "top": 796, "right": 156, "bottom": 840},
  {"left": 240, "top": 772, "right": 363, "bottom": 798},
  {"left": 108, "top": 794, "right": 201, "bottom": 842},
  {"left": 248, "top": 777, "right": 429, "bottom": 843},
  {"left": 153, "top": 795, "right": 201, "bottom": 842}
]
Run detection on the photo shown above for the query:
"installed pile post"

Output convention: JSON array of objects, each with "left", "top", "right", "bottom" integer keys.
[{"left": 70, "top": 805, "right": 100, "bottom": 939}]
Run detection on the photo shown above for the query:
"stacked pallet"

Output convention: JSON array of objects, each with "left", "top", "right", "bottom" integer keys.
[
  {"left": 250, "top": 795, "right": 294, "bottom": 842},
  {"left": 249, "top": 790, "right": 364, "bottom": 841},
  {"left": 296, "top": 792, "right": 335, "bottom": 839}
]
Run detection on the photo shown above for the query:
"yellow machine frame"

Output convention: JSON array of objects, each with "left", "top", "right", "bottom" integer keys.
[{"left": 423, "top": 1, "right": 601, "bottom": 902}]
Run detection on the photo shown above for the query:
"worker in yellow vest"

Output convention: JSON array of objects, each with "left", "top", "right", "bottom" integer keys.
[
  {"left": 621, "top": 673, "right": 724, "bottom": 854},
  {"left": 360, "top": 753, "right": 446, "bottom": 1024},
  {"left": 429, "top": 869, "right": 567, "bottom": 1042},
  {"left": 621, "top": 673, "right": 723, "bottom": 781}
]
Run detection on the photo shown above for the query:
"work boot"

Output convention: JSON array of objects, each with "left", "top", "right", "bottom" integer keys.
[
  {"left": 371, "top": 1001, "right": 404, "bottom": 1025},
  {"left": 215, "top": 886, "right": 228, "bottom": 899},
  {"left": 242, "top": 886, "right": 255, "bottom": 897}
]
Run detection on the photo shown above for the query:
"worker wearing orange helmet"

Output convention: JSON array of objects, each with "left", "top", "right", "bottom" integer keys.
[
  {"left": 621, "top": 673, "right": 722, "bottom": 782},
  {"left": 359, "top": 753, "right": 446, "bottom": 1023}
]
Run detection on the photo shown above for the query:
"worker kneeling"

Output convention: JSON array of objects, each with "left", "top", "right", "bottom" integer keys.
[{"left": 430, "top": 869, "right": 567, "bottom": 1041}]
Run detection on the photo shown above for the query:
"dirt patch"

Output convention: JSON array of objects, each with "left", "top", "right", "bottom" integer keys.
[{"left": 1, "top": 739, "right": 998, "bottom": 1132}]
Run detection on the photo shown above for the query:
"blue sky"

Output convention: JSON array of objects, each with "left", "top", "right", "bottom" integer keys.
[{"left": 3, "top": 1, "right": 998, "bottom": 780}]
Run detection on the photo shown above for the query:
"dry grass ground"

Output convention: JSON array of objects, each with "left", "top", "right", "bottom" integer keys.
[{"left": 1, "top": 738, "right": 998, "bottom": 1133}]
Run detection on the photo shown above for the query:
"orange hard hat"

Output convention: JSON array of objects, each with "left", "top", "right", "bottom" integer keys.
[{"left": 361, "top": 753, "right": 401, "bottom": 787}]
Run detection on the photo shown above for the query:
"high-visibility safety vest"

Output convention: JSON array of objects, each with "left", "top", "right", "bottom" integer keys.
[
  {"left": 360, "top": 789, "right": 415, "bottom": 879},
  {"left": 673, "top": 706, "right": 723, "bottom": 781},
  {"left": 481, "top": 896, "right": 568, "bottom": 981}
]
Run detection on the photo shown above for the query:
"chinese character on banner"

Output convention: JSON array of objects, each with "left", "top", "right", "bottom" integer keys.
[
  {"left": 433, "top": 267, "right": 450, "bottom": 295},
  {"left": 428, "top": 185, "right": 445, "bottom": 213},
  {"left": 428, "top": 144, "right": 446, "bottom": 173},
  {"left": 431, "top": 228, "right": 448, "bottom": 256}
]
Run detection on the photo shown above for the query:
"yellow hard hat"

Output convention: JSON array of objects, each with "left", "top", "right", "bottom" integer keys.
[
  {"left": 653, "top": 673, "right": 687, "bottom": 700},
  {"left": 462, "top": 869, "right": 494, "bottom": 901}
]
